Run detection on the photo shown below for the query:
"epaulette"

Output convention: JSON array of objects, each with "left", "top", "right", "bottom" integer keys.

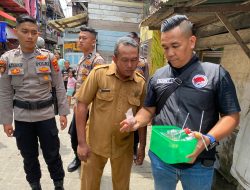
[
  {"left": 1, "top": 48, "right": 18, "bottom": 57},
  {"left": 8, "top": 49, "right": 18, "bottom": 53},
  {"left": 39, "top": 48, "right": 51, "bottom": 53},
  {"left": 135, "top": 71, "right": 146, "bottom": 80},
  {"left": 94, "top": 64, "right": 109, "bottom": 70}
]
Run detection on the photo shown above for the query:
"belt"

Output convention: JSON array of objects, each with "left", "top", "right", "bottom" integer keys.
[{"left": 13, "top": 98, "right": 53, "bottom": 110}]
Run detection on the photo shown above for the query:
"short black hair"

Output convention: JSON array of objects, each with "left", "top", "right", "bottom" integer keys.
[
  {"left": 127, "top": 32, "right": 139, "bottom": 39},
  {"left": 16, "top": 15, "right": 37, "bottom": 27},
  {"left": 161, "top": 14, "right": 194, "bottom": 35},
  {"left": 79, "top": 26, "right": 97, "bottom": 38}
]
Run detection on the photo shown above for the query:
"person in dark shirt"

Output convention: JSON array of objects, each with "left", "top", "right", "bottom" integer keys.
[{"left": 120, "top": 14, "right": 241, "bottom": 190}]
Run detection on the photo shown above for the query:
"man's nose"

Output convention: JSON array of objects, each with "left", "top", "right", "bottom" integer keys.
[
  {"left": 167, "top": 48, "right": 175, "bottom": 57},
  {"left": 127, "top": 60, "right": 133, "bottom": 67},
  {"left": 27, "top": 32, "right": 33, "bottom": 38}
]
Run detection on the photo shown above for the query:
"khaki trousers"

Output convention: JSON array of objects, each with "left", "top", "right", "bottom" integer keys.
[{"left": 80, "top": 151, "right": 133, "bottom": 190}]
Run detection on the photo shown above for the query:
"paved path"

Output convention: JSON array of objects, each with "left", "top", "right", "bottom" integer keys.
[{"left": 0, "top": 109, "right": 182, "bottom": 190}]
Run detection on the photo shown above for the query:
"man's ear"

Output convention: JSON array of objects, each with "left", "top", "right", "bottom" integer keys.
[
  {"left": 112, "top": 55, "right": 117, "bottom": 64},
  {"left": 92, "top": 39, "right": 96, "bottom": 47},
  {"left": 190, "top": 35, "right": 196, "bottom": 49}
]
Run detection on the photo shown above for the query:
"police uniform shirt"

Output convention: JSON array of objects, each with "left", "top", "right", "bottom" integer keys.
[
  {"left": 76, "top": 63, "right": 146, "bottom": 159},
  {"left": 75, "top": 51, "right": 105, "bottom": 92},
  {"left": 0, "top": 47, "right": 70, "bottom": 124}
]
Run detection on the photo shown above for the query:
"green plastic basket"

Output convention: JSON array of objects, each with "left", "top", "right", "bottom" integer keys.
[{"left": 150, "top": 125, "right": 198, "bottom": 164}]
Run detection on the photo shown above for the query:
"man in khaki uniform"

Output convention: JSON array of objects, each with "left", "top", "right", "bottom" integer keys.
[
  {"left": 67, "top": 26, "right": 105, "bottom": 172},
  {"left": 0, "top": 15, "right": 70, "bottom": 190},
  {"left": 75, "top": 37, "right": 146, "bottom": 190}
]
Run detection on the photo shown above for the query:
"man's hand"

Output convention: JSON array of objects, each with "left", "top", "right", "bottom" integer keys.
[
  {"left": 3, "top": 124, "right": 14, "bottom": 137},
  {"left": 135, "top": 144, "right": 145, "bottom": 165},
  {"left": 77, "top": 144, "right": 91, "bottom": 162},
  {"left": 120, "top": 119, "right": 138, "bottom": 133},
  {"left": 59, "top": 115, "right": 67, "bottom": 130},
  {"left": 186, "top": 135, "right": 210, "bottom": 163}
]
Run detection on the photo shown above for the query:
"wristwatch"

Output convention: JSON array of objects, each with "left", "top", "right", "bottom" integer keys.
[{"left": 205, "top": 134, "right": 218, "bottom": 151}]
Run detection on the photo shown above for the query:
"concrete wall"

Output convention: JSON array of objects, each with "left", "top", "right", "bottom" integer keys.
[
  {"left": 214, "top": 44, "right": 250, "bottom": 187},
  {"left": 87, "top": 1, "right": 143, "bottom": 61}
]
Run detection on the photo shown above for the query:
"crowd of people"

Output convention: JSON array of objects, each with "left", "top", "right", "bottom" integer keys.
[{"left": 0, "top": 13, "right": 245, "bottom": 190}]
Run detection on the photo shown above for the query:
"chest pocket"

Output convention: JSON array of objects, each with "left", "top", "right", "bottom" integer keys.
[
  {"left": 128, "top": 96, "right": 140, "bottom": 107},
  {"left": 35, "top": 58, "right": 52, "bottom": 84},
  {"left": 127, "top": 88, "right": 141, "bottom": 107},
  {"left": 96, "top": 90, "right": 113, "bottom": 102},
  {"left": 38, "top": 74, "right": 52, "bottom": 84},
  {"left": 8, "top": 62, "right": 24, "bottom": 86}
]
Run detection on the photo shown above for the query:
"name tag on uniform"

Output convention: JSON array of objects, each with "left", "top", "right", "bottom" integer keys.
[
  {"left": 99, "top": 88, "right": 111, "bottom": 92},
  {"left": 157, "top": 78, "right": 174, "bottom": 84},
  {"left": 36, "top": 61, "right": 51, "bottom": 73}
]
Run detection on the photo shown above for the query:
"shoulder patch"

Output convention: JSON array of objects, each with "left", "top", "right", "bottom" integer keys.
[
  {"left": 51, "top": 58, "right": 60, "bottom": 72},
  {"left": 0, "top": 59, "right": 7, "bottom": 75}
]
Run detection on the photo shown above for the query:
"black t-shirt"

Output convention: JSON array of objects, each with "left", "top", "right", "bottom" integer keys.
[
  {"left": 145, "top": 57, "right": 241, "bottom": 162},
  {"left": 144, "top": 61, "right": 240, "bottom": 115}
]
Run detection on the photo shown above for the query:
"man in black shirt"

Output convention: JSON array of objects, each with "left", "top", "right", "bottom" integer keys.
[{"left": 120, "top": 15, "right": 240, "bottom": 190}]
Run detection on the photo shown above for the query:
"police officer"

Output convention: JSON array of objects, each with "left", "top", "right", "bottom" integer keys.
[
  {"left": 67, "top": 26, "right": 105, "bottom": 172},
  {"left": 0, "top": 15, "right": 70, "bottom": 190}
]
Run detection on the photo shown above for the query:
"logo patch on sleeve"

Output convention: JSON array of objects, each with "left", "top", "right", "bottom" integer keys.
[{"left": 192, "top": 75, "right": 208, "bottom": 88}]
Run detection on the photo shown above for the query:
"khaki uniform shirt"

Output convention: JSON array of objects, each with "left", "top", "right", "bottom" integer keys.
[
  {"left": 0, "top": 47, "right": 70, "bottom": 124},
  {"left": 76, "top": 63, "right": 146, "bottom": 158},
  {"left": 75, "top": 51, "right": 105, "bottom": 92}
]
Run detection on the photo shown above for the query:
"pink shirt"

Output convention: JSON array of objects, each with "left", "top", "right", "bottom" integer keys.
[{"left": 67, "top": 77, "right": 77, "bottom": 89}]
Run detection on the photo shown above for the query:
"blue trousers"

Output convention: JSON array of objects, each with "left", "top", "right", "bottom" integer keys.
[
  {"left": 148, "top": 150, "right": 214, "bottom": 190},
  {"left": 14, "top": 118, "right": 64, "bottom": 184}
]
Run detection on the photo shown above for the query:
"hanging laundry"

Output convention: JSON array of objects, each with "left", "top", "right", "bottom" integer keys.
[
  {"left": 24, "top": 0, "right": 31, "bottom": 15},
  {"left": 30, "top": 0, "right": 37, "bottom": 19},
  {"left": 0, "top": 22, "right": 7, "bottom": 43}
]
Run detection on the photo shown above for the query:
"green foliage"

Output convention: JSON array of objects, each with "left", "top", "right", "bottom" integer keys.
[{"left": 150, "top": 30, "right": 166, "bottom": 76}]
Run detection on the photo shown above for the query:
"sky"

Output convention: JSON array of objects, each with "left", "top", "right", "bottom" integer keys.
[{"left": 59, "top": 0, "right": 72, "bottom": 17}]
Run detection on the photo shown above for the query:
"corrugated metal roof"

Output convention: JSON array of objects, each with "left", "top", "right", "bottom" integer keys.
[
  {"left": 48, "top": 12, "right": 88, "bottom": 32},
  {"left": 205, "top": 0, "right": 245, "bottom": 4},
  {"left": 0, "top": 0, "right": 28, "bottom": 14},
  {"left": 140, "top": 0, "right": 250, "bottom": 29}
]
